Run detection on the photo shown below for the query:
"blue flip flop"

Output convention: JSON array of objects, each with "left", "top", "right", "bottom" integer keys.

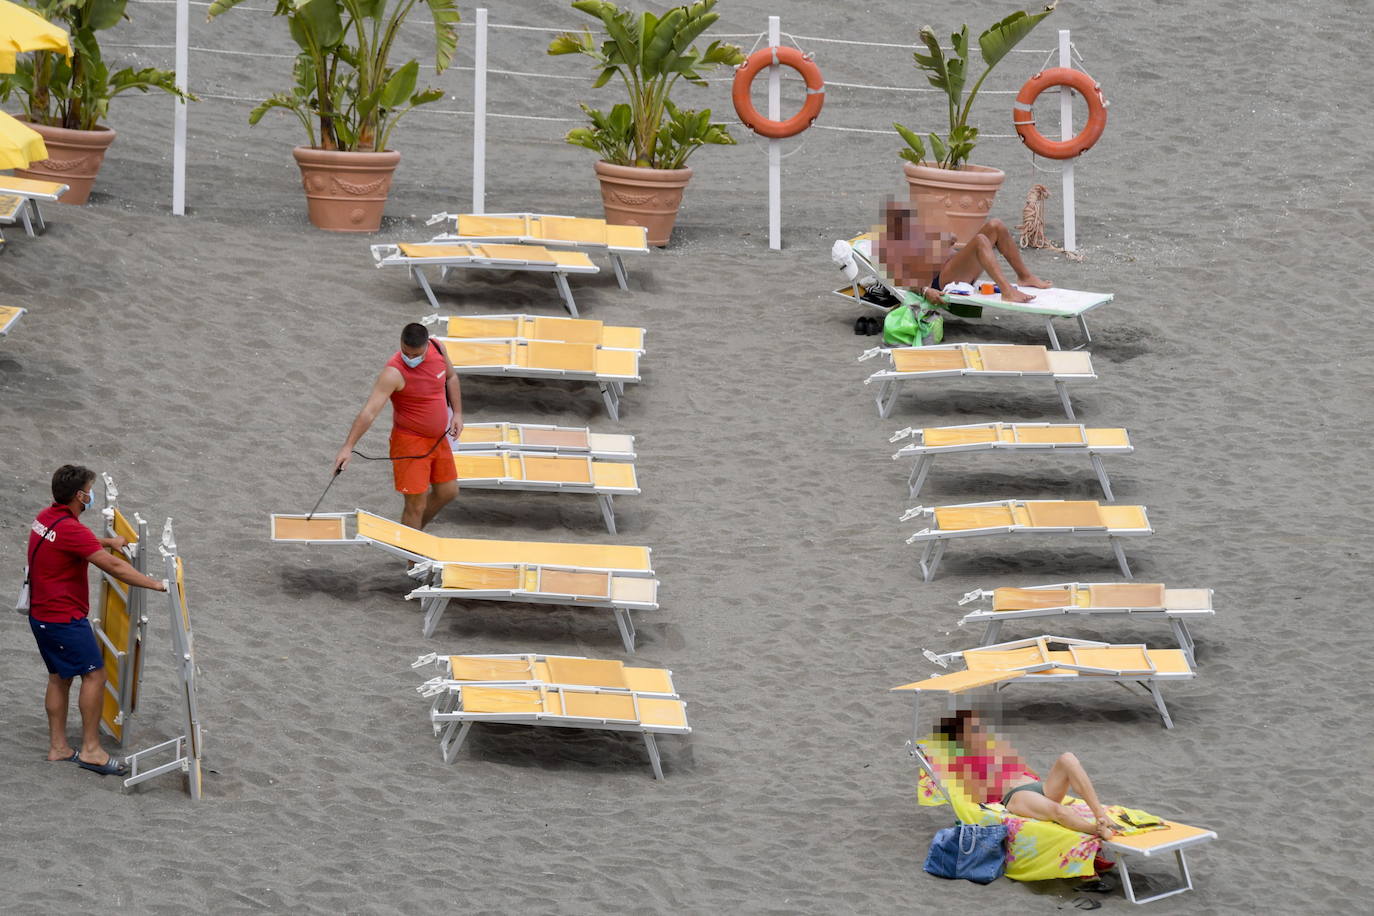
[{"left": 76, "top": 753, "right": 128, "bottom": 777}]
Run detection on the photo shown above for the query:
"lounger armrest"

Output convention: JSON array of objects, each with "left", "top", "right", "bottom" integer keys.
[
  {"left": 889, "top": 427, "right": 917, "bottom": 442},
  {"left": 425, "top": 211, "right": 454, "bottom": 227},
  {"left": 957, "top": 588, "right": 992, "bottom": 606},
  {"left": 858, "top": 346, "right": 885, "bottom": 362},
  {"left": 370, "top": 244, "right": 399, "bottom": 264}
]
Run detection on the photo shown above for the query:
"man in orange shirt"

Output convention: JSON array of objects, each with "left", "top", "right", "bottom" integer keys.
[{"left": 334, "top": 323, "right": 463, "bottom": 531}]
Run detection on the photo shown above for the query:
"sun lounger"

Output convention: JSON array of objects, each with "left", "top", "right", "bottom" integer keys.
[
  {"left": 0, "top": 176, "right": 67, "bottom": 247},
  {"left": 957, "top": 582, "right": 1213, "bottom": 663},
  {"left": 91, "top": 474, "right": 150, "bottom": 746},
  {"left": 902, "top": 499, "right": 1152, "bottom": 581},
  {"left": 426, "top": 211, "right": 649, "bottom": 289},
  {"left": 456, "top": 421, "right": 635, "bottom": 461},
  {"left": 413, "top": 651, "right": 678, "bottom": 696},
  {"left": 269, "top": 509, "right": 657, "bottom": 649},
  {"left": 0, "top": 305, "right": 25, "bottom": 338},
  {"left": 439, "top": 337, "right": 640, "bottom": 420},
  {"left": 421, "top": 312, "right": 644, "bottom": 351},
  {"left": 893, "top": 692, "right": 1216, "bottom": 902},
  {"left": 890, "top": 422, "right": 1133, "bottom": 500},
  {"left": 454, "top": 451, "right": 638, "bottom": 533},
  {"left": 370, "top": 241, "right": 599, "bottom": 316},
  {"left": 831, "top": 232, "right": 1113, "bottom": 349},
  {"left": 860, "top": 343, "right": 1095, "bottom": 420}
]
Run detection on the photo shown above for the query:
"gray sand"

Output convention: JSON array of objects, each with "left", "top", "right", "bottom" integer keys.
[{"left": 1, "top": 0, "right": 1370, "bottom": 911}]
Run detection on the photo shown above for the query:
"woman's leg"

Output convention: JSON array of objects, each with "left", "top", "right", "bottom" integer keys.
[
  {"left": 1004, "top": 787, "right": 1104, "bottom": 836},
  {"left": 1040, "top": 752, "right": 1116, "bottom": 836}
]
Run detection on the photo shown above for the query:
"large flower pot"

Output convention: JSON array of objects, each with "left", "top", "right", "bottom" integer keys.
[
  {"left": 292, "top": 147, "right": 400, "bottom": 232},
  {"left": 902, "top": 162, "right": 1006, "bottom": 245},
  {"left": 593, "top": 161, "right": 692, "bottom": 248},
  {"left": 15, "top": 123, "right": 117, "bottom": 206}
]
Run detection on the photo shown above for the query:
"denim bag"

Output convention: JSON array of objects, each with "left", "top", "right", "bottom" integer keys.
[{"left": 923, "top": 822, "right": 1008, "bottom": 884}]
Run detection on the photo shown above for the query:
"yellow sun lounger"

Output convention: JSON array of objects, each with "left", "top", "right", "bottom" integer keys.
[
  {"left": 957, "top": 582, "right": 1214, "bottom": 663},
  {"left": 453, "top": 450, "right": 639, "bottom": 533},
  {"left": 0, "top": 305, "right": 25, "bottom": 338},
  {"left": 0, "top": 176, "right": 67, "bottom": 246},
  {"left": 902, "top": 499, "right": 1153, "bottom": 581},
  {"left": 426, "top": 211, "right": 649, "bottom": 289},
  {"left": 412, "top": 652, "right": 678, "bottom": 697},
  {"left": 269, "top": 510, "right": 657, "bottom": 649},
  {"left": 899, "top": 634, "right": 1197, "bottom": 729},
  {"left": 438, "top": 337, "right": 640, "bottom": 420},
  {"left": 370, "top": 241, "right": 599, "bottom": 316},
  {"left": 421, "top": 312, "right": 644, "bottom": 351},
  {"left": 890, "top": 422, "right": 1133, "bottom": 500},
  {"left": 860, "top": 343, "right": 1096, "bottom": 420},
  {"left": 456, "top": 421, "right": 635, "bottom": 460}
]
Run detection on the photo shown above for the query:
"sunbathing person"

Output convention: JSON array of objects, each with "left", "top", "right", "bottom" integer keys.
[
  {"left": 876, "top": 201, "right": 1051, "bottom": 306},
  {"left": 936, "top": 710, "right": 1118, "bottom": 840}
]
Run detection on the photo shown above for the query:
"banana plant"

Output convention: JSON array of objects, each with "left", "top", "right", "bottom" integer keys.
[
  {"left": 208, "top": 0, "right": 458, "bottom": 152},
  {"left": 548, "top": 0, "right": 743, "bottom": 169},
  {"left": 895, "top": 2, "right": 1056, "bottom": 171},
  {"left": 0, "top": 0, "right": 196, "bottom": 131}
]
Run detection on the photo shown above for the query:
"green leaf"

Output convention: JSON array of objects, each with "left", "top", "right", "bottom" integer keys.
[
  {"left": 978, "top": 2, "right": 1057, "bottom": 69},
  {"left": 424, "top": 0, "right": 461, "bottom": 73},
  {"left": 409, "top": 87, "right": 444, "bottom": 107},
  {"left": 548, "top": 31, "right": 594, "bottom": 56},
  {"left": 87, "top": 0, "right": 128, "bottom": 32},
  {"left": 913, "top": 26, "right": 948, "bottom": 92},
  {"left": 928, "top": 132, "right": 948, "bottom": 163},
  {"left": 206, "top": 0, "right": 250, "bottom": 21},
  {"left": 379, "top": 60, "right": 418, "bottom": 109},
  {"left": 893, "top": 121, "right": 926, "bottom": 162}
]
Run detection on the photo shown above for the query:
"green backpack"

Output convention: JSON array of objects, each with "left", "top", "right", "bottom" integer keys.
[{"left": 883, "top": 302, "right": 944, "bottom": 347}]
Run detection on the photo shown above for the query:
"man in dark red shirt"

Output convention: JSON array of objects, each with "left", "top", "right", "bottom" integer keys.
[
  {"left": 26, "top": 465, "right": 168, "bottom": 776},
  {"left": 333, "top": 323, "right": 463, "bottom": 531}
]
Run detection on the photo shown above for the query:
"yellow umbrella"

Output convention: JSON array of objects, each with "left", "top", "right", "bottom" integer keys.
[
  {"left": 0, "top": 109, "right": 47, "bottom": 168},
  {"left": 0, "top": 0, "right": 72, "bottom": 74}
]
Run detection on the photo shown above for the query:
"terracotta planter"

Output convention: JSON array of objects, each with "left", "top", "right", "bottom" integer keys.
[
  {"left": 292, "top": 147, "right": 400, "bottom": 232},
  {"left": 593, "top": 161, "right": 693, "bottom": 248},
  {"left": 902, "top": 162, "right": 1006, "bottom": 245},
  {"left": 15, "top": 122, "right": 117, "bottom": 206}
]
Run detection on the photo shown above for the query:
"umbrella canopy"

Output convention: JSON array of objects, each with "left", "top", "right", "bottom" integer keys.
[
  {"left": 0, "top": 109, "right": 47, "bottom": 168},
  {"left": 0, "top": 0, "right": 72, "bottom": 74}
]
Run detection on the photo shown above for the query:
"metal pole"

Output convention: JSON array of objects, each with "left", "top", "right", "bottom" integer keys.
[
  {"left": 1058, "top": 29, "right": 1075, "bottom": 252},
  {"left": 767, "top": 16, "right": 780, "bottom": 250},
  {"left": 472, "top": 8, "right": 488, "bottom": 214},
  {"left": 172, "top": 0, "right": 189, "bottom": 215}
]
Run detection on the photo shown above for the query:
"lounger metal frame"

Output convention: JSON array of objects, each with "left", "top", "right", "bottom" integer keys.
[
  {"left": 0, "top": 178, "right": 67, "bottom": 248},
  {"left": 860, "top": 343, "right": 1096, "bottom": 420},
  {"left": 411, "top": 651, "right": 679, "bottom": 697},
  {"left": 957, "top": 582, "right": 1213, "bottom": 664},
  {"left": 371, "top": 241, "right": 596, "bottom": 316},
  {"left": 426, "top": 210, "right": 647, "bottom": 290},
  {"left": 439, "top": 336, "right": 638, "bottom": 421},
  {"left": 454, "top": 449, "right": 638, "bottom": 533},
  {"left": 454, "top": 421, "right": 636, "bottom": 461},
  {"left": 421, "top": 312, "right": 646, "bottom": 353},
  {"left": 0, "top": 305, "right": 25, "bottom": 337},
  {"left": 890, "top": 422, "right": 1133, "bottom": 500},
  {"left": 904, "top": 499, "right": 1153, "bottom": 581}
]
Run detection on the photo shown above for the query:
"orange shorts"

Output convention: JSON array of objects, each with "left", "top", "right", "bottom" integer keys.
[{"left": 390, "top": 430, "right": 457, "bottom": 495}]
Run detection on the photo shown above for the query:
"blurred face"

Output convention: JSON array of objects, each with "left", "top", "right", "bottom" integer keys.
[{"left": 880, "top": 213, "right": 944, "bottom": 288}]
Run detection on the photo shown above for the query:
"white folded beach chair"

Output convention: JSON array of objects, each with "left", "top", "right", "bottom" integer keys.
[
  {"left": 831, "top": 232, "right": 1113, "bottom": 349},
  {"left": 0, "top": 305, "right": 25, "bottom": 338},
  {"left": 903, "top": 499, "right": 1152, "bottom": 581},
  {"left": 421, "top": 312, "right": 644, "bottom": 351},
  {"left": 370, "top": 241, "right": 599, "bottom": 316},
  {"left": 860, "top": 343, "right": 1095, "bottom": 420},
  {"left": 439, "top": 337, "right": 640, "bottom": 421},
  {"left": 454, "top": 451, "right": 638, "bottom": 533},
  {"left": 413, "top": 652, "right": 677, "bottom": 693},
  {"left": 890, "top": 422, "right": 1133, "bottom": 500},
  {"left": 269, "top": 510, "right": 657, "bottom": 649},
  {"left": 456, "top": 421, "right": 635, "bottom": 461},
  {"left": 426, "top": 211, "right": 649, "bottom": 289},
  {"left": 0, "top": 176, "right": 68, "bottom": 247},
  {"left": 956, "top": 582, "right": 1213, "bottom": 663}
]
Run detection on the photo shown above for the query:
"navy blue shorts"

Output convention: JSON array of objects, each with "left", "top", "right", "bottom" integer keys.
[{"left": 29, "top": 617, "right": 103, "bottom": 679}]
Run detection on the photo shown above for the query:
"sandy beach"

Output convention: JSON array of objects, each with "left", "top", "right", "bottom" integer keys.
[{"left": 1, "top": 0, "right": 1371, "bottom": 911}]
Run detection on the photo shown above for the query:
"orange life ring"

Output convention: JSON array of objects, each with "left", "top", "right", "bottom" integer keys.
[
  {"left": 732, "top": 46, "right": 825, "bottom": 140},
  {"left": 1012, "top": 67, "right": 1108, "bottom": 160}
]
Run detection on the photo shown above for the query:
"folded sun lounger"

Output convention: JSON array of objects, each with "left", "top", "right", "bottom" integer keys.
[
  {"left": 439, "top": 337, "right": 640, "bottom": 421},
  {"left": 426, "top": 211, "right": 649, "bottom": 289},
  {"left": 0, "top": 176, "right": 67, "bottom": 248},
  {"left": 0, "top": 305, "right": 25, "bottom": 339},
  {"left": 890, "top": 422, "right": 1133, "bottom": 500},
  {"left": 956, "top": 582, "right": 1213, "bottom": 664},
  {"left": 453, "top": 450, "right": 639, "bottom": 534},
  {"left": 371, "top": 241, "right": 599, "bottom": 316},
  {"left": 860, "top": 343, "right": 1095, "bottom": 420},
  {"left": 831, "top": 232, "right": 1113, "bottom": 349},
  {"left": 406, "top": 656, "right": 687, "bottom": 780},
  {"left": 269, "top": 510, "right": 657, "bottom": 649},
  {"left": 456, "top": 421, "right": 635, "bottom": 461},
  {"left": 903, "top": 499, "right": 1152, "bottom": 581},
  {"left": 421, "top": 312, "right": 644, "bottom": 351}
]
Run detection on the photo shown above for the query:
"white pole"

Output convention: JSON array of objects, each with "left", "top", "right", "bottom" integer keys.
[
  {"left": 471, "top": 7, "right": 488, "bottom": 214},
  {"left": 767, "top": 15, "right": 780, "bottom": 250},
  {"left": 171, "top": 0, "right": 189, "bottom": 215},
  {"left": 1058, "top": 29, "right": 1075, "bottom": 252}
]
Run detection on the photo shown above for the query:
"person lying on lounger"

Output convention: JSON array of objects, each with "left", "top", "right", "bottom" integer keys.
[
  {"left": 935, "top": 710, "right": 1118, "bottom": 840},
  {"left": 876, "top": 201, "right": 1051, "bottom": 306}
]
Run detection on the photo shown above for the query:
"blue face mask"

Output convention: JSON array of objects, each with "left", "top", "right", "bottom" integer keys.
[
  {"left": 79, "top": 489, "right": 93, "bottom": 509},
  {"left": 401, "top": 352, "right": 425, "bottom": 369}
]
